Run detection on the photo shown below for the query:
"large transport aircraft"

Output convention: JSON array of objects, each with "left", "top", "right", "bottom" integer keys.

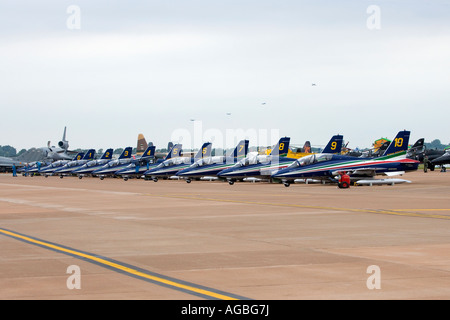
[
  {"left": 53, "top": 149, "right": 96, "bottom": 178},
  {"left": 43, "top": 126, "right": 80, "bottom": 161},
  {"left": 144, "top": 142, "right": 212, "bottom": 182},
  {"left": 71, "top": 148, "right": 114, "bottom": 179},
  {"left": 175, "top": 140, "right": 249, "bottom": 183},
  {"left": 217, "top": 135, "right": 343, "bottom": 185},
  {"left": 272, "top": 130, "right": 419, "bottom": 187}
]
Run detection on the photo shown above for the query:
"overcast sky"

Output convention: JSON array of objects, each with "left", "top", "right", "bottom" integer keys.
[{"left": 1, "top": 1, "right": 449, "bottom": 152}]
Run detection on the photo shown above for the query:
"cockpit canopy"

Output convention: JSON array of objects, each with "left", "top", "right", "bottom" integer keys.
[
  {"left": 288, "top": 154, "right": 333, "bottom": 169},
  {"left": 190, "top": 156, "right": 225, "bottom": 168},
  {"left": 232, "top": 154, "right": 273, "bottom": 168},
  {"left": 51, "top": 160, "right": 65, "bottom": 167},
  {"left": 156, "top": 157, "right": 191, "bottom": 168}
]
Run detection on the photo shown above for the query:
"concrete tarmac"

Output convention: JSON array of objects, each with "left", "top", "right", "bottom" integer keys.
[{"left": 1, "top": 171, "right": 450, "bottom": 300}]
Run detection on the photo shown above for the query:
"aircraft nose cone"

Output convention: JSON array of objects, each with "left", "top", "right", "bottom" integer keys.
[
  {"left": 143, "top": 168, "right": 156, "bottom": 175},
  {"left": 217, "top": 168, "right": 232, "bottom": 177},
  {"left": 176, "top": 168, "right": 189, "bottom": 176}
]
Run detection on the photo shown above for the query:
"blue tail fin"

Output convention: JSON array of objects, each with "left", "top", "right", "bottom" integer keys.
[
  {"left": 194, "top": 142, "right": 212, "bottom": 159},
  {"left": 165, "top": 144, "right": 182, "bottom": 160},
  {"left": 101, "top": 148, "right": 114, "bottom": 160},
  {"left": 270, "top": 137, "right": 290, "bottom": 157},
  {"left": 141, "top": 145, "right": 156, "bottom": 159},
  {"left": 73, "top": 152, "right": 84, "bottom": 161},
  {"left": 83, "top": 149, "right": 96, "bottom": 160},
  {"left": 230, "top": 140, "right": 249, "bottom": 158},
  {"left": 382, "top": 130, "right": 411, "bottom": 156},
  {"left": 322, "top": 135, "right": 343, "bottom": 153},
  {"left": 118, "top": 147, "right": 133, "bottom": 159}
]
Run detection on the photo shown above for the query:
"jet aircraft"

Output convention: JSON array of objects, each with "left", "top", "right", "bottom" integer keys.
[
  {"left": 113, "top": 146, "right": 159, "bottom": 181},
  {"left": 71, "top": 148, "right": 114, "bottom": 179},
  {"left": 91, "top": 147, "right": 133, "bottom": 179},
  {"left": 37, "top": 152, "right": 85, "bottom": 177},
  {"left": 218, "top": 135, "right": 343, "bottom": 185},
  {"left": 430, "top": 148, "right": 450, "bottom": 169},
  {"left": 406, "top": 138, "right": 447, "bottom": 171},
  {"left": 272, "top": 130, "right": 419, "bottom": 187},
  {"left": 144, "top": 142, "right": 212, "bottom": 182},
  {"left": 53, "top": 149, "right": 96, "bottom": 178},
  {"left": 175, "top": 140, "right": 249, "bottom": 183}
]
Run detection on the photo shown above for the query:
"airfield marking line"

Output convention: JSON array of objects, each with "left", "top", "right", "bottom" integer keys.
[
  {"left": 142, "top": 193, "right": 450, "bottom": 220},
  {"left": 0, "top": 228, "right": 245, "bottom": 300}
]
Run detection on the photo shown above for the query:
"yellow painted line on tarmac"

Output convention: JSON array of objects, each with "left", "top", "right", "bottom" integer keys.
[
  {"left": 0, "top": 228, "right": 245, "bottom": 300},
  {"left": 143, "top": 193, "right": 450, "bottom": 220}
]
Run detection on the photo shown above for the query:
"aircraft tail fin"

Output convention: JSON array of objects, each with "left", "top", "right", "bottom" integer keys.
[
  {"left": 82, "top": 149, "right": 96, "bottom": 160},
  {"left": 101, "top": 148, "right": 114, "bottom": 160},
  {"left": 270, "top": 137, "right": 290, "bottom": 157},
  {"left": 230, "top": 140, "right": 249, "bottom": 158},
  {"left": 194, "top": 142, "right": 212, "bottom": 159},
  {"left": 411, "top": 138, "right": 424, "bottom": 150},
  {"left": 136, "top": 134, "right": 147, "bottom": 154},
  {"left": 72, "top": 152, "right": 84, "bottom": 161},
  {"left": 58, "top": 126, "right": 69, "bottom": 150},
  {"left": 165, "top": 144, "right": 182, "bottom": 160},
  {"left": 141, "top": 145, "right": 156, "bottom": 159},
  {"left": 118, "top": 147, "right": 133, "bottom": 159},
  {"left": 382, "top": 130, "right": 411, "bottom": 156},
  {"left": 322, "top": 135, "right": 343, "bottom": 153}
]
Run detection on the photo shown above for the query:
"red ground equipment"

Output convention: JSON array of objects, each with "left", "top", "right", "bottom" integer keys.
[{"left": 338, "top": 171, "right": 350, "bottom": 189}]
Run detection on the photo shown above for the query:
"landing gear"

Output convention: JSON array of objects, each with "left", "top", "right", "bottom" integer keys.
[
  {"left": 284, "top": 182, "right": 290, "bottom": 187},
  {"left": 186, "top": 179, "right": 191, "bottom": 183},
  {"left": 228, "top": 180, "right": 235, "bottom": 185},
  {"left": 153, "top": 177, "right": 158, "bottom": 182},
  {"left": 123, "top": 177, "right": 128, "bottom": 181}
]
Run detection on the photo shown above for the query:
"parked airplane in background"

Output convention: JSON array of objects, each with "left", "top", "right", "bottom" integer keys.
[
  {"left": 71, "top": 148, "right": 114, "bottom": 179},
  {"left": 272, "top": 130, "right": 419, "bottom": 187},
  {"left": 144, "top": 142, "right": 212, "bottom": 182},
  {"left": 53, "top": 149, "right": 96, "bottom": 178},
  {"left": 91, "top": 147, "right": 133, "bottom": 180},
  {"left": 218, "top": 135, "right": 343, "bottom": 185},
  {"left": 135, "top": 134, "right": 148, "bottom": 156},
  {"left": 42, "top": 127, "right": 78, "bottom": 161},
  {"left": 0, "top": 148, "right": 47, "bottom": 172},
  {"left": 406, "top": 138, "right": 447, "bottom": 171},
  {"left": 431, "top": 148, "right": 450, "bottom": 169},
  {"left": 262, "top": 140, "right": 313, "bottom": 159},
  {"left": 176, "top": 140, "right": 249, "bottom": 183}
]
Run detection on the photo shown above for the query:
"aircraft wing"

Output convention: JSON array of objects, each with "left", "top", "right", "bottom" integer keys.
[
  {"left": 332, "top": 168, "right": 405, "bottom": 178},
  {"left": 332, "top": 167, "right": 383, "bottom": 177}
]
